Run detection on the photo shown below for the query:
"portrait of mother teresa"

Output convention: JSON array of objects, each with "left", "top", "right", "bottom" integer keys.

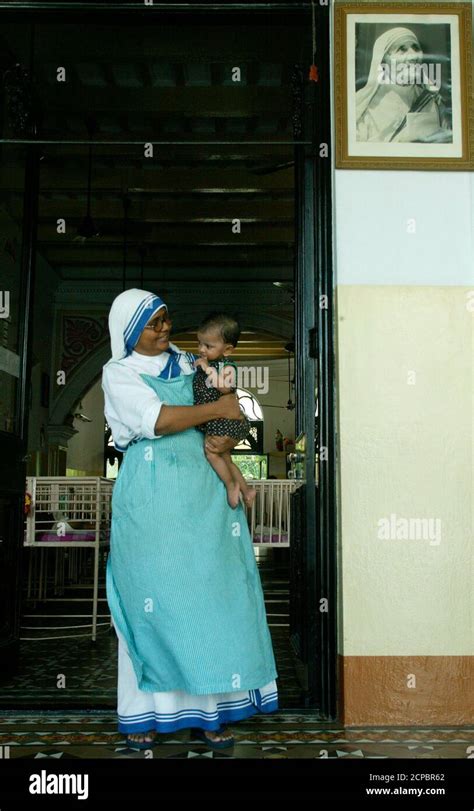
[
  {"left": 101, "top": 288, "right": 278, "bottom": 750},
  {"left": 356, "top": 27, "right": 451, "bottom": 143}
]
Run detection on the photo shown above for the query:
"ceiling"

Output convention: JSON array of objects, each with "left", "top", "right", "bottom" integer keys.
[
  {"left": 172, "top": 327, "right": 294, "bottom": 363},
  {"left": 0, "top": 12, "right": 310, "bottom": 358}
]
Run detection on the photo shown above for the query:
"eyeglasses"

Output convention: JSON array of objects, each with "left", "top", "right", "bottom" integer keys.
[{"left": 144, "top": 313, "right": 172, "bottom": 332}]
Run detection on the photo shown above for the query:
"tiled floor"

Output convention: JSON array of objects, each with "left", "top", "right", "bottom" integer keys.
[
  {"left": 0, "top": 711, "right": 472, "bottom": 759},
  {"left": 0, "top": 624, "right": 301, "bottom": 707},
  {"left": 1, "top": 548, "right": 304, "bottom": 708},
  {"left": 3, "top": 549, "right": 472, "bottom": 761}
]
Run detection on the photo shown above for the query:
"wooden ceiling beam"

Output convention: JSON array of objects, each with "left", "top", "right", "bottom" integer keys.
[
  {"left": 24, "top": 24, "right": 306, "bottom": 62},
  {"left": 39, "top": 245, "right": 293, "bottom": 262},
  {"left": 34, "top": 214, "right": 294, "bottom": 227},
  {"left": 37, "top": 86, "right": 290, "bottom": 116},
  {"left": 55, "top": 273, "right": 292, "bottom": 284},
  {"left": 54, "top": 262, "right": 292, "bottom": 271},
  {"left": 30, "top": 200, "right": 294, "bottom": 219},
  {"left": 37, "top": 224, "right": 294, "bottom": 243},
  {"left": 37, "top": 166, "right": 293, "bottom": 190},
  {"left": 11, "top": 142, "right": 293, "bottom": 159}
]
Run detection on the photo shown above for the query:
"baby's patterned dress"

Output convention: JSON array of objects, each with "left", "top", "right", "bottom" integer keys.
[{"left": 193, "top": 359, "right": 251, "bottom": 441}]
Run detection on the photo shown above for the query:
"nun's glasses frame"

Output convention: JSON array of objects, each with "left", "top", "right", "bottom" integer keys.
[{"left": 144, "top": 313, "right": 172, "bottom": 332}]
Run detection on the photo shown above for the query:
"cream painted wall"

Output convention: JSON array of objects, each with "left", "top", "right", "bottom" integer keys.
[
  {"left": 252, "top": 359, "right": 296, "bottom": 476},
  {"left": 67, "top": 377, "right": 105, "bottom": 475},
  {"left": 334, "top": 172, "right": 474, "bottom": 656}
]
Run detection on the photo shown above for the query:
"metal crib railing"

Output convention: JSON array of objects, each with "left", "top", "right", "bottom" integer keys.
[
  {"left": 23, "top": 476, "right": 113, "bottom": 641},
  {"left": 242, "top": 479, "right": 305, "bottom": 547}
]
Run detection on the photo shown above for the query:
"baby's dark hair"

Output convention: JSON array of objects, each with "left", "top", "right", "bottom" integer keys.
[{"left": 198, "top": 312, "right": 241, "bottom": 347}]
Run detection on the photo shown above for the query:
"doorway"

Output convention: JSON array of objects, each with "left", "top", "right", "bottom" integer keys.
[{"left": 0, "top": 1, "right": 337, "bottom": 720}]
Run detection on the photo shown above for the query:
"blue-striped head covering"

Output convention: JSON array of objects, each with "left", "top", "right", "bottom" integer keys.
[
  {"left": 106, "top": 288, "right": 169, "bottom": 360},
  {"left": 105, "top": 288, "right": 195, "bottom": 378}
]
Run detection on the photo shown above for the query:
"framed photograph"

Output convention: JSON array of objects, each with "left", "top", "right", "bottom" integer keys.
[{"left": 334, "top": 2, "right": 473, "bottom": 169}]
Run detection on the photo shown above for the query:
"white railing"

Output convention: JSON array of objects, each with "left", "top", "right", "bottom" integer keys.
[
  {"left": 24, "top": 476, "right": 113, "bottom": 547},
  {"left": 242, "top": 479, "right": 305, "bottom": 547},
  {"left": 22, "top": 476, "right": 303, "bottom": 641},
  {"left": 23, "top": 477, "right": 113, "bottom": 641}
]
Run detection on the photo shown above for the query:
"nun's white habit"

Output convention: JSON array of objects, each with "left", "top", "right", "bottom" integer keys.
[{"left": 101, "top": 289, "right": 278, "bottom": 734}]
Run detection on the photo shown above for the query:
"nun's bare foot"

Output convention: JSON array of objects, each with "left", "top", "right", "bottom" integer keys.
[
  {"left": 127, "top": 730, "right": 156, "bottom": 745},
  {"left": 203, "top": 726, "right": 234, "bottom": 744},
  {"left": 226, "top": 480, "right": 240, "bottom": 509}
]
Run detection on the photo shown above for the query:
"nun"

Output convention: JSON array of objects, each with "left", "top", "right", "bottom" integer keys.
[
  {"left": 101, "top": 289, "right": 279, "bottom": 750},
  {"left": 356, "top": 27, "right": 451, "bottom": 143}
]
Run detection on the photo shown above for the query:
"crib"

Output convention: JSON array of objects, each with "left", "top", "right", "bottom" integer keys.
[
  {"left": 22, "top": 476, "right": 303, "bottom": 640},
  {"left": 23, "top": 477, "right": 113, "bottom": 641},
  {"left": 243, "top": 479, "right": 305, "bottom": 546}
]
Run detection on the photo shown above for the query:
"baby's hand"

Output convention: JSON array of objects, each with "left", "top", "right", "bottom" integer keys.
[
  {"left": 194, "top": 357, "right": 210, "bottom": 372},
  {"left": 215, "top": 384, "right": 235, "bottom": 394},
  {"left": 216, "top": 365, "right": 236, "bottom": 392}
]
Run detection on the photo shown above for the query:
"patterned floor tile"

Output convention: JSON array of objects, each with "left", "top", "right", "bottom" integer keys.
[{"left": 0, "top": 713, "right": 472, "bottom": 759}]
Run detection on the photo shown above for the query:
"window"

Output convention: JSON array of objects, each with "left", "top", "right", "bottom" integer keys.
[
  {"left": 231, "top": 454, "right": 268, "bottom": 480},
  {"left": 233, "top": 388, "right": 264, "bottom": 453},
  {"left": 104, "top": 420, "right": 120, "bottom": 478}
]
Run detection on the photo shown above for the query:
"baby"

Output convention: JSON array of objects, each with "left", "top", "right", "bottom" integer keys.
[{"left": 193, "top": 312, "right": 256, "bottom": 510}]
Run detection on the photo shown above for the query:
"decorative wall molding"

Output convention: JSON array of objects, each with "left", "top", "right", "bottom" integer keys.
[{"left": 60, "top": 314, "right": 108, "bottom": 376}]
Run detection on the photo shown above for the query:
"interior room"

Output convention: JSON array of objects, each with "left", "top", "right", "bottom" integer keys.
[
  {"left": 1, "top": 0, "right": 472, "bottom": 776},
  {"left": 0, "top": 11, "right": 314, "bottom": 712}
]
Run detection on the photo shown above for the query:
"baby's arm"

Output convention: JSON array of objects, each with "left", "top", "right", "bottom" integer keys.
[{"left": 214, "top": 364, "right": 237, "bottom": 394}]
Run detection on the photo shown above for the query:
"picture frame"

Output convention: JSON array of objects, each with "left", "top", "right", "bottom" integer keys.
[{"left": 334, "top": 2, "right": 473, "bottom": 170}]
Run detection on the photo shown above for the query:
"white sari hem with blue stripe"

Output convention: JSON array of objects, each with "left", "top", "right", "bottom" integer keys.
[{"left": 115, "top": 621, "right": 278, "bottom": 733}]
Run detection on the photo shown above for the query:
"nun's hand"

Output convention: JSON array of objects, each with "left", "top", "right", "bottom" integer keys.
[
  {"left": 205, "top": 436, "right": 239, "bottom": 454},
  {"left": 219, "top": 392, "right": 243, "bottom": 421}
]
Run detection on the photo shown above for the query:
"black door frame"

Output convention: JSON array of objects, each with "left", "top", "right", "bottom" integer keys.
[
  {"left": 0, "top": 0, "right": 338, "bottom": 721},
  {"left": 310, "top": 11, "right": 338, "bottom": 720},
  {"left": 292, "top": 6, "right": 337, "bottom": 720},
  {"left": 0, "top": 27, "right": 40, "bottom": 680}
]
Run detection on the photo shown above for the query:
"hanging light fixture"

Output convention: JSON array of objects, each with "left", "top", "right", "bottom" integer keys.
[
  {"left": 263, "top": 339, "right": 296, "bottom": 410},
  {"left": 273, "top": 281, "right": 295, "bottom": 304},
  {"left": 73, "top": 400, "right": 92, "bottom": 423},
  {"left": 285, "top": 339, "right": 295, "bottom": 411}
]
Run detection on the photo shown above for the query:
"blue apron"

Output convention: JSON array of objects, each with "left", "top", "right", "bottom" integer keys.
[{"left": 106, "top": 371, "right": 278, "bottom": 695}]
